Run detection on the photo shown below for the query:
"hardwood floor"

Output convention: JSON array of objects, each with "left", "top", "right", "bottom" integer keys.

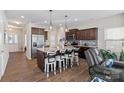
[{"left": 0, "top": 52, "right": 90, "bottom": 82}]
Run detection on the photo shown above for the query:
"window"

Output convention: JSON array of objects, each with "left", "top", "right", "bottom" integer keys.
[
  {"left": 8, "top": 34, "right": 18, "bottom": 44},
  {"left": 104, "top": 27, "right": 124, "bottom": 53},
  {"left": 105, "top": 27, "right": 124, "bottom": 40}
]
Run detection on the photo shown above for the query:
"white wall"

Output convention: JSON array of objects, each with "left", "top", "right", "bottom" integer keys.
[
  {"left": 7, "top": 28, "right": 24, "bottom": 52},
  {"left": 76, "top": 13, "right": 124, "bottom": 49},
  {"left": 24, "top": 22, "right": 32, "bottom": 60},
  {"left": 0, "top": 10, "right": 9, "bottom": 79}
]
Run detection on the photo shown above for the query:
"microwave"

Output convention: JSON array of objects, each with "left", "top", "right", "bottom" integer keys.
[{"left": 67, "top": 35, "right": 75, "bottom": 40}]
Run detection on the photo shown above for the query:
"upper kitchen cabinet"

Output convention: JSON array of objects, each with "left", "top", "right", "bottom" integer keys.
[
  {"left": 44, "top": 31, "right": 48, "bottom": 40},
  {"left": 66, "top": 29, "right": 78, "bottom": 40},
  {"left": 31, "top": 27, "right": 48, "bottom": 40},
  {"left": 89, "top": 28, "right": 98, "bottom": 40},
  {"left": 32, "top": 27, "right": 44, "bottom": 35},
  {"left": 76, "top": 28, "right": 98, "bottom": 40}
]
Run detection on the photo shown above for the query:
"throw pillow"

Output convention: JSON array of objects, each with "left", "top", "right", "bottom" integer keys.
[{"left": 105, "top": 59, "right": 114, "bottom": 68}]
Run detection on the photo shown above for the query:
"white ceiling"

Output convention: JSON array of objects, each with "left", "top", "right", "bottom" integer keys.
[{"left": 5, "top": 10, "right": 124, "bottom": 29}]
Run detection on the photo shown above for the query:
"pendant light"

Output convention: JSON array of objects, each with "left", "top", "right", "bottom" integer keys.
[
  {"left": 49, "top": 10, "right": 53, "bottom": 30},
  {"left": 65, "top": 15, "right": 69, "bottom": 32}
]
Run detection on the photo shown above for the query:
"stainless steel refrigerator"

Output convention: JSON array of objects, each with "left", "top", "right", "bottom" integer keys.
[{"left": 32, "top": 35, "right": 44, "bottom": 58}]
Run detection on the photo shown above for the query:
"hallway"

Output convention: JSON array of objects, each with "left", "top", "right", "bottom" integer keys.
[{"left": 0, "top": 52, "right": 90, "bottom": 82}]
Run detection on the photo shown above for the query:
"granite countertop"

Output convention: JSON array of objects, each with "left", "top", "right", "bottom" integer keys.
[
  {"left": 37, "top": 46, "right": 75, "bottom": 53},
  {"left": 37, "top": 47, "right": 56, "bottom": 53},
  {"left": 37, "top": 45, "right": 98, "bottom": 53}
]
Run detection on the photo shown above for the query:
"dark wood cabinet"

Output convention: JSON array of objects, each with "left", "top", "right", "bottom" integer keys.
[
  {"left": 65, "top": 32, "right": 70, "bottom": 40},
  {"left": 87, "top": 29, "right": 91, "bottom": 40},
  {"left": 88, "top": 28, "right": 97, "bottom": 40},
  {"left": 32, "top": 27, "right": 39, "bottom": 34},
  {"left": 66, "top": 28, "right": 98, "bottom": 40},
  {"left": 44, "top": 31, "right": 48, "bottom": 40},
  {"left": 32, "top": 27, "right": 44, "bottom": 35},
  {"left": 31, "top": 27, "right": 48, "bottom": 40},
  {"left": 66, "top": 29, "right": 78, "bottom": 40},
  {"left": 37, "top": 50, "right": 46, "bottom": 71},
  {"left": 76, "top": 31, "right": 81, "bottom": 40}
]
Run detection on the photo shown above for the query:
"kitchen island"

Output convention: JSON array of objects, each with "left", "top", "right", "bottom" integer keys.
[
  {"left": 73, "top": 45, "right": 98, "bottom": 59},
  {"left": 37, "top": 46, "right": 74, "bottom": 72},
  {"left": 37, "top": 45, "right": 97, "bottom": 72}
]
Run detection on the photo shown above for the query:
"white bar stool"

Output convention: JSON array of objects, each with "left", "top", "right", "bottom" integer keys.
[
  {"left": 44, "top": 52, "right": 56, "bottom": 78},
  {"left": 65, "top": 49, "right": 74, "bottom": 68},
  {"left": 73, "top": 47, "right": 79, "bottom": 66},
  {"left": 55, "top": 50, "right": 66, "bottom": 73}
]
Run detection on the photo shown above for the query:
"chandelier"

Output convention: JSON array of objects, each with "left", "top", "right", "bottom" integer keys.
[
  {"left": 64, "top": 15, "right": 69, "bottom": 32},
  {"left": 49, "top": 10, "right": 53, "bottom": 30}
]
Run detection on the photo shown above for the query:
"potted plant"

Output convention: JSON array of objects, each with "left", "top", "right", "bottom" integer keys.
[
  {"left": 119, "top": 50, "right": 124, "bottom": 62},
  {"left": 100, "top": 49, "right": 117, "bottom": 60}
]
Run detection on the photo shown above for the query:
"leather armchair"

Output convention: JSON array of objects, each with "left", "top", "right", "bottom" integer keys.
[{"left": 85, "top": 48, "right": 124, "bottom": 82}]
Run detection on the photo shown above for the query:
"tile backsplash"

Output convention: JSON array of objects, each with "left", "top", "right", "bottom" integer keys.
[
  {"left": 78, "top": 40, "right": 97, "bottom": 46},
  {"left": 68, "top": 40, "right": 97, "bottom": 46}
]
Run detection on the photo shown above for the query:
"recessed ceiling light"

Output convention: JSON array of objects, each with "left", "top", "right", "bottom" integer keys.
[
  {"left": 74, "top": 18, "right": 78, "bottom": 21},
  {"left": 21, "top": 16, "right": 25, "bottom": 18},
  {"left": 44, "top": 20, "right": 47, "bottom": 23}
]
